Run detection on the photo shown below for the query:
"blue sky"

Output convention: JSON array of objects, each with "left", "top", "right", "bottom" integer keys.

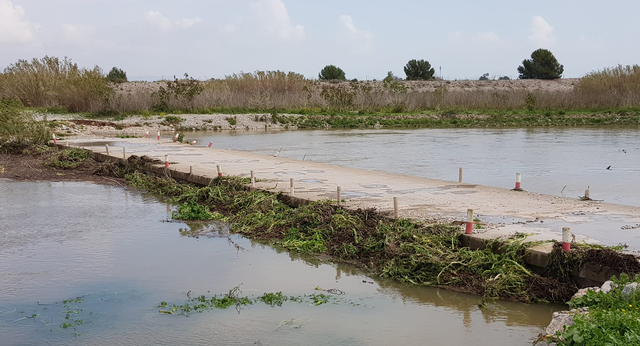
[{"left": 1, "top": 0, "right": 639, "bottom": 81}]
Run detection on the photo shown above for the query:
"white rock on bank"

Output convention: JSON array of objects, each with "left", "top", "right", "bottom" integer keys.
[
  {"left": 570, "top": 287, "right": 601, "bottom": 301},
  {"left": 601, "top": 280, "right": 615, "bottom": 293},
  {"left": 545, "top": 307, "right": 589, "bottom": 336}
]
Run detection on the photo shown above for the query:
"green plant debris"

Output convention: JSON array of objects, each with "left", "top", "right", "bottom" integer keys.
[
  {"left": 43, "top": 147, "right": 90, "bottom": 169},
  {"left": 160, "top": 287, "right": 346, "bottom": 316},
  {"left": 115, "top": 168, "right": 579, "bottom": 303}
]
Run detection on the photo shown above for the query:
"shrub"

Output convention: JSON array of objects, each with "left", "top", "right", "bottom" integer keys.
[
  {"left": 318, "top": 65, "right": 346, "bottom": 81},
  {"left": 479, "top": 73, "right": 490, "bottom": 81},
  {"left": 518, "top": 49, "right": 564, "bottom": 80},
  {"left": 498, "top": 76, "right": 510, "bottom": 80},
  {"left": 107, "top": 67, "right": 128, "bottom": 83},
  {"left": 0, "top": 98, "right": 50, "bottom": 150},
  {"left": 404, "top": 59, "right": 435, "bottom": 80}
]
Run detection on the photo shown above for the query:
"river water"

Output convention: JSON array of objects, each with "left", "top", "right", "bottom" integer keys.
[
  {"left": 0, "top": 180, "right": 561, "bottom": 345},
  {"left": 189, "top": 126, "right": 640, "bottom": 207}
]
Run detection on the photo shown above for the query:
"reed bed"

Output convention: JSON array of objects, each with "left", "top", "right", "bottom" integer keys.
[{"left": 1, "top": 57, "right": 639, "bottom": 116}]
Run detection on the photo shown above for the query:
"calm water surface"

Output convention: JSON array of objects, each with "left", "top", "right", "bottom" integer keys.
[
  {"left": 189, "top": 126, "right": 640, "bottom": 207},
  {"left": 0, "top": 180, "right": 561, "bottom": 345}
]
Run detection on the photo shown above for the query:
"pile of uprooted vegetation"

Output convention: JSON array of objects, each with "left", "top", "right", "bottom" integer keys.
[{"left": 102, "top": 163, "right": 579, "bottom": 303}]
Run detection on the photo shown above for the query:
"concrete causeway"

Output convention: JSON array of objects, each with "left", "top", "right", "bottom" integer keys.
[{"left": 61, "top": 137, "right": 640, "bottom": 283}]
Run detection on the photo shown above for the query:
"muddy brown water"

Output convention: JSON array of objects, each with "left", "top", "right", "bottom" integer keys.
[
  {"left": 0, "top": 180, "right": 562, "bottom": 345},
  {"left": 187, "top": 126, "right": 640, "bottom": 207}
]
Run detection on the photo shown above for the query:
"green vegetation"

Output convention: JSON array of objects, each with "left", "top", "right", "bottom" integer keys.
[
  {"left": 120, "top": 169, "right": 577, "bottom": 303},
  {"left": 161, "top": 115, "right": 183, "bottom": 125},
  {"left": 159, "top": 285, "right": 349, "bottom": 316},
  {"left": 40, "top": 146, "right": 90, "bottom": 169},
  {"left": 318, "top": 65, "right": 346, "bottom": 81},
  {"left": 518, "top": 49, "right": 564, "bottom": 80},
  {"left": 549, "top": 274, "right": 640, "bottom": 345},
  {"left": 0, "top": 98, "right": 50, "bottom": 151},
  {"left": 107, "top": 67, "right": 128, "bottom": 83},
  {"left": 225, "top": 116, "right": 237, "bottom": 126},
  {"left": 404, "top": 59, "right": 435, "bottom": 80}
]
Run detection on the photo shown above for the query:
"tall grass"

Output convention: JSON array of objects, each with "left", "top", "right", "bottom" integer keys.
[
  {"left": 0, "top": 56, "right": 112, "bottom": 112},
  {"left": 1, "top": 56, "right": 639, "bottom": 115},
  {"left": 576, "top": 65, "right": 640, "bottom": 109}
]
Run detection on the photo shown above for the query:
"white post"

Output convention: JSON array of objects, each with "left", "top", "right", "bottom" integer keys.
[
  {"left": 585, "top": 189, "right": 590, "bottom": 200},
  {"left": 337, "top": 187, "right": 342, "bottom": 206},
  {"left": 251, "top": 171, "right": 255, "bottom": 188},
  {"left": 459, "top": 168, "right": 463, "bottom": 183},
  {"left": 189, "top": 166, "right": 193, "bottom": 175},
  {"left": 290, "top": 178, "right": 294, "bottom": 196},
  {"left": 123, "top": 147, "right": 126, "bottom": 159},
  {"left": 393, "top": 197, "right": 399, "bottom": 219},
  {"left": 105, "top": 144, "right": 110, "bottom": 155}
]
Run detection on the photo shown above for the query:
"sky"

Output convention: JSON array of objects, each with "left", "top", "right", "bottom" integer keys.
[{"left": 1, "top": 0, "right": 639, "bottom": 81}]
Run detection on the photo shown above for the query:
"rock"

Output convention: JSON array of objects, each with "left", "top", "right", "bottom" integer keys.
[
  {"left": 601, "top": 280, "right": 615, "bottom": 293},
  {"left": 571, "top": 287, "right": 601, "bottom": 301},
  {"left": 545, "top": 307, "right": 589, "bottom": 336},
  {"left": 622, "top": 282, "right": 639, "bottom": 296}
]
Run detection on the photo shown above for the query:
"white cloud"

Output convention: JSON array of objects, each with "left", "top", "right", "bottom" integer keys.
[
  {"left": 144, "top": 10, "right": 202, "bottom": 32},
  {"left": 528, "top": 16, "right": 557, "bottom": 47},
  {"left": 473, "top": 31, "right": 500, "bottom": 44},
  {"left": 0, "top": 0, "right": 38, "bottom": 44},
  {"left": 339, "top": 15, "right": 372, "bottom": 53},
  {"left": 250, "top": 0, "right": 304, "bottom": 41}
]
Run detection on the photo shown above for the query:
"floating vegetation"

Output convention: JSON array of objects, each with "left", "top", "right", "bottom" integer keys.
[
  {"left": 12, "top": 295, "right": 91, "bottom": 336},
  {"left": 159, "top": 285, "right": 354, "bottom": 316}
]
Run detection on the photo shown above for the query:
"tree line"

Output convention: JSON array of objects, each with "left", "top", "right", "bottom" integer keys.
[{"left": 319, "top": 48, "right": 564, "bottom": 81}]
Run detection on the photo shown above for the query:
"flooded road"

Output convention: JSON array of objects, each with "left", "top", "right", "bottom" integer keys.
[
  {"left": 0, "top": 180, "right": 562, "bottom": 345},
  {"left": 189, "top": 126, "right": 640, "bottom": 207}
]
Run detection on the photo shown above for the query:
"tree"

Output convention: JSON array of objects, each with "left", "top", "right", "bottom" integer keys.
[
  {"left": 479, "top": 73, "right": 490, "bottom": 81},
  {"left": 107, "top": 67, "right": 128, "bottom": 83},
  {"left": 404, "top": 59, "right": 435, "bottom": 80},
  {"left": 318, "top": 65, "right": 346, "bottom": 81},
  {"left": 498, "top": 76, "right": 510, "bottom": 80},
  {"left": 517, "top": 49, "right": 564, "bottom": 80}
]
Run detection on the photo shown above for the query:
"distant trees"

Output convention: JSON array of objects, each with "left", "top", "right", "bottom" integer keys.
[
  {"left": 404, "top": 59, "right": 435, "bottom": 80},
  {"left": 498, "top": 76, "right": 510, "bottom": 80},
  {"left": 479, "top": 73, "right": 490, "bottom": 81},
  {"left": 107, "top": 67, "right": 128, "bottom": 83},
  {"left": 518, "top": 49, "right": 564, "bottom": 80},
  {"left": 318, "top": 65, "right": 346, "bottom": 81}
]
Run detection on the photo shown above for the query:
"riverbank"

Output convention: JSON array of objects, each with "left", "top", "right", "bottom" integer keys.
[{"left": 33, "top": 110, "right": 640, "bottom": 141}]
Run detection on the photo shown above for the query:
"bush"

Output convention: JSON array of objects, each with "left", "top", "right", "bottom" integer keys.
[
  {"left": 479, "top": 73, "right": 490, "bottom": 81},
  {"left": 518, "top": 49, "right": 564, "bottom": 80},
  {"left": 404, "top": 59, "right": 435, "bottom": 80},
  {"left": 318, "top": 65, "right": 346, "bottom": 81},
  {"left": 0, "top": 98, "right": 50, "bottom": 150},
  {"left": 498, "top": 76, "right": 510, "bottom": 80},
  {"left": 107, "top": 67, "right": 128, "bottom": 83}
]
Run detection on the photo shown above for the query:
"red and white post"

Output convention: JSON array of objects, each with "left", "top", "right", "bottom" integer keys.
[
  {"left": 52, "top": 134, "right": 57, "bottom": 144},
  {"left": 465, "top": 209, "right": 474, "bottom": 234},
  {"left": 164, "top": 154, "right": 169, "bottom": 168},
  {"left": 515, "top": 173, "right": 522, "bottom": 190},
  {"left": 144, "top": 131, "right": 149, "bottom": 138},
  {"left": 173, "top": 133, "right": 179, "bottom": 142},
  {"left": 208, "top": 141, "right": 213, "bottom": 148},
  {"left": 157, "top": 131, "right": 160, "bottom": 140},
  {"left": 562, "top": 227, "right": 571, "bottom": 251},
  {"left": 216, "top": 165, "right": 223, "bottom": 177}
]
